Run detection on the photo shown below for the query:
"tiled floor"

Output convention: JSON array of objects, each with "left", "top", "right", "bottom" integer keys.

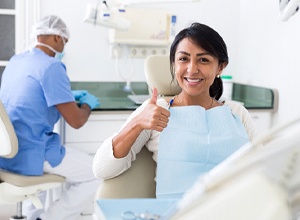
[{"left": 0, "top": 204, "right": 94, "bottom": 220}]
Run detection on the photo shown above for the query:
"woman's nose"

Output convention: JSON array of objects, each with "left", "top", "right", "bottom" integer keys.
[{"left": 187, "top": 61, "right": 199, "bottom": 74}]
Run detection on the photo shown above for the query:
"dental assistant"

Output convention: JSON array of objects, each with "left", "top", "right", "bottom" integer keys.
[
  {"left": 0, "top": 15, "right": 100, "bottom": 220},
  {"left": 93, "top": 23, "right": 258, "bottom": 199}
]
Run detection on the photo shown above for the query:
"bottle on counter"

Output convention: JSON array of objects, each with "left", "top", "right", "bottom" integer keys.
[{"left": 221, "top": 75, "right": 233, "bottom": 100}]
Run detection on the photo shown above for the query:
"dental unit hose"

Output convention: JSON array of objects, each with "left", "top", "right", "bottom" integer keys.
[{"left": 114, "top": 44, "right": 135, "bottom": 94}]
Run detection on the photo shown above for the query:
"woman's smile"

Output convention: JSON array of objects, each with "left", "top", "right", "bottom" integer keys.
[{"left": 184, "top": 77, "right": 203, "bottom": 83}]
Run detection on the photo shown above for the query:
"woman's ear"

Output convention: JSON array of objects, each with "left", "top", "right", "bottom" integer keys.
[{"left": 218, "top": 63, "right": 227, "bottom": 74}]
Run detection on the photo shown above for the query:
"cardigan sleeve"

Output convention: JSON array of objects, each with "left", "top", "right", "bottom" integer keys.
[
  {"left": 92, "top": 98, "right": 167, "bottom": 180},
  {"left": 224, "top": 100, "right": 258, "bottom": 142}
]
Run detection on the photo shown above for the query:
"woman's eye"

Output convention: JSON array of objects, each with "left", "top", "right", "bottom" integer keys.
[
  {"left": 178, "top": 57, "right": 188, "bottom": 61},
  {"left": 199, "top": 58, "right": 209, "bottom": 63}
]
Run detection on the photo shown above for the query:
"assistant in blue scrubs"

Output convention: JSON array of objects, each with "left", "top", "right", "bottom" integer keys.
[
  {"left": 0, "top": 15, "right": 101, "bottom": 220},
  {"left": 0, "top": 47, "right": 72, "bottom": 175}
]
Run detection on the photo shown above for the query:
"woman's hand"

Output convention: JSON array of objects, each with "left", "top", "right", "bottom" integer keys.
[
  {"left": 135, "top": 88, "right": 170, "bottom": 132},
  {"left": 112, "top": 88, "right": 170, "bottom": 158}
]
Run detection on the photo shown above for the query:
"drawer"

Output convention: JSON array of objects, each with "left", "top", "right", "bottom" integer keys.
[
  {"left": 64, "top": 111, "right": 132, "bottom": 143},
  {"left": 249, "top": 110, "right": 273, "bottom": 134},
  {"left": 65, "top": 142, "right": 103, "bottom": 155}
]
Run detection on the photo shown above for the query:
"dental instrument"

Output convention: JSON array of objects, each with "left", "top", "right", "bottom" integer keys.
[{"left": 121, "top": 211, "right": 160, "bottom": 220}]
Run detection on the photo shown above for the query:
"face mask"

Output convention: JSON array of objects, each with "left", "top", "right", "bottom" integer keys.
[
  {"left": 54, "top": 50, "right": 65, "bottom": 61},
  {"left": 55, "top": 37, "right": 66, "bottom": 60},
  {"left": 35, "top": 37, "right": 66, "bottom": 61}
]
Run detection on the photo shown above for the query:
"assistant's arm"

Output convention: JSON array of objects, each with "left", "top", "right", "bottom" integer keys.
[{"left": 56, "top": 102, "right": 91, "bottom": 129}]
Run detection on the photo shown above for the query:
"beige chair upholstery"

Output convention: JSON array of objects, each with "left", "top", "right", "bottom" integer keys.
[
  {"left": 95, "top": 147, "right": 156, "bottom": 199},
  {"left": 144, "top": 55, "right": 181, "bottom": 97},
  {"left": 95, "top": 55, "right": 181, "bottom": 200},
  {"left": 0, "top": 101, "right": 18, "bottom": 158},
  {"left": 0, "top": 100, "right": 65, "bottom": 220}
]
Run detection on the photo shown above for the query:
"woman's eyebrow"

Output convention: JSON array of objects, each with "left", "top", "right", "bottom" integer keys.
[
  {"left": 176, "top": 51, "right": 211, "bottom": 56},
  {"left": 196, "top": 52, "right": 211, "bottom": 56},
  {"left": 176, "top": 51, "right": 190, "bottom": 56}
]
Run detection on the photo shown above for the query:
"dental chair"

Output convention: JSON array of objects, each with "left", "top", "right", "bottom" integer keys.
[
  {"left": 94, "top": 54, "right": 241, "bottom": 200},
  {"left": 93, "top": 54, "right": 262, "bottom": 199},
  {"left": 0, "top": 100, "right": 65, "bottom": 220},
  {"left": 95, "top": 55, "right": 180, "bottom": 200},
  {"left": 95, "top": 147, "right": 156, "bottom": 199}
]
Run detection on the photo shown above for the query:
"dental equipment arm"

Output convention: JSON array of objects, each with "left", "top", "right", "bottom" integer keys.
[
  {"left": 162, "top": 117, "right": 300, "bottom": 219},
  {"left": 279, "top": 0, "right": 300, "bottom": 21}
]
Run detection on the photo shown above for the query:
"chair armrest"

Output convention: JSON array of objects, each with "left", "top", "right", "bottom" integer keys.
[{"left": 95, "top": 147, "right": 156, "bottom": 199}]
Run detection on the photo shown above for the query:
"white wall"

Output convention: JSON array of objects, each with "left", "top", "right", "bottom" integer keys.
[
  {"left": 38, "top": 0, "right": 240, "bottom": 82},
  {"left": 38, "top": 0, "right": 300, "bottom": 127},
  {"left": 237, "top": 0, "right": 300, "bottom": 126}
]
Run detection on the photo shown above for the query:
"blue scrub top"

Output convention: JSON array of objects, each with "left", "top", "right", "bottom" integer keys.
[{"left": 0, "top": 48, "right": 75, "bottom": 176}]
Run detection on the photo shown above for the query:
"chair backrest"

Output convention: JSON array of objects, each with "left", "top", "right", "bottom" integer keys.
[
  {"left": 144, "top": 55, "right": 181, "bottom": 97},
  {"left": 0, "top": 100, "right": 18, "bottom": 158}
]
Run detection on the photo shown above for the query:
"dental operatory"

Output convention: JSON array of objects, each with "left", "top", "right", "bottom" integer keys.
[{"left": 1, "top": 0, "right": 300, "bottom": 219}]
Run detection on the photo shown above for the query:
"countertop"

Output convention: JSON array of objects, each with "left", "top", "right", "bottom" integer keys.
[
  {"left": 71, "top": 82, "right": 149, "bottom": 111},
  {"left": 70, "top": 82, "right": 278, "bottom": 111},
  {"left": 232, "top": 83, "right": 278, "bottom": 110}
]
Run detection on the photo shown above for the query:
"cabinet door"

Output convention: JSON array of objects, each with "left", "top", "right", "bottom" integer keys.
[
  {"left": 64, "top": 111, "right": 132, "bottom": 154},
  {"left": 249, "top": 110, "right": 273, "bottom": 135}
]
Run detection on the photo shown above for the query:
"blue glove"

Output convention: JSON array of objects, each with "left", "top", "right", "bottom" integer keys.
[
  {"left": 72, "top": 90, "right": 88, "bottom": 101},
  {"left": 79, "top": 93, "right": 100, "bottom": 110}
]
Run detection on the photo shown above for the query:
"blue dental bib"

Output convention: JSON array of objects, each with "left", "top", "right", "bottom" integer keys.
[{"left": 156, "top": 105, "right": 249, "bottom": 199}]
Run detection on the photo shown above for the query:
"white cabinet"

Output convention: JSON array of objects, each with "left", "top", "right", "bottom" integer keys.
[
  {"left": 62, "top": 111, "right": 132, "bottom": 155},
  {"left": 249, "top": 110, "right": 274, "bottom": 135},
  {"left": 61, "top": 109, "right": 274, "bottom": 155}
]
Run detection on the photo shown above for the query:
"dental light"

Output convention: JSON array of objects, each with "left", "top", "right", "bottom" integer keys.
[
  {"left": 279, "top": 0, "right": 300, "bottom": 21},
  {"left": 83, "top": 1, "right": 131, "bottom": 30}
]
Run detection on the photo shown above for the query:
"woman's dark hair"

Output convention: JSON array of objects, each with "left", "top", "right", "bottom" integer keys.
[{"left": 169, "top": 22, "right": 229, "bottom": 100}]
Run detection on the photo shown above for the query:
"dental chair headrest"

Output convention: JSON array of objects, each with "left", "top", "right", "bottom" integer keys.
[{"left": 144, "top": 55, "right": 181, "bottom": 97}]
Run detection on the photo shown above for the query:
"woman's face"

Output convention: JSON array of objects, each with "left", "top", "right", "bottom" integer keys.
[{"left": 174, "top": 38, "right": 223, "bottom": 98}]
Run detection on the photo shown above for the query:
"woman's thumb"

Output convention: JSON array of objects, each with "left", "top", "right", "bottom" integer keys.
[{"left": 149, "top": 87, "right": 158, "bottom": 104}]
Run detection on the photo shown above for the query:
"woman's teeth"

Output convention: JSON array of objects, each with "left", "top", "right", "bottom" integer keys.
[{"left": 185, "top": 78, "right": 202, "bottom": 82}]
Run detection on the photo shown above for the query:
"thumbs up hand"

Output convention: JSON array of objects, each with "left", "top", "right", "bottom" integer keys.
[
  {"left": 135, "top": 88, "right": 170, "bottom": 132},
  {"left": 148, "top": 86, "right": 159, "bottom": 105}
]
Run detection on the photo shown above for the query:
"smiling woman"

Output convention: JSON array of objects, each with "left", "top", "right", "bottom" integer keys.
[
  {"left": 170, "top": 22, "right": 228, "bottom": 104},
  {"left": 172, "top": 38, "right": 223, "bottom": 108},
  {"left": 93, "top": 22, "right": 258, "bottom": 202}
]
